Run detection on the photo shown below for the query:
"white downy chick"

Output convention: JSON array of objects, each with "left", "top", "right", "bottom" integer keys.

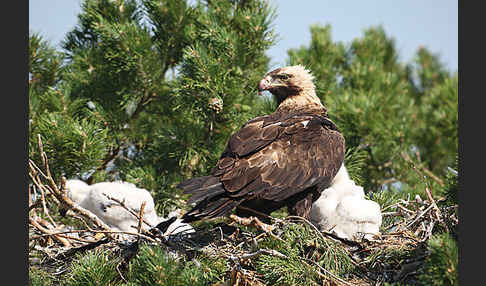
[
  {"left": 66, "top": 179, "right": 195, "bottom": 236},
  {"left": 65, "top": 179, "right": 159, "bottom": 232},
  {"left": 310, "top": 164, "right": 382, "bottom": 240}
]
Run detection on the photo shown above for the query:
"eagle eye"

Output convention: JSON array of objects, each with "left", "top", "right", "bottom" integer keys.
[{"left": 277, "top": 74, "right": 290, "bottom": 80}]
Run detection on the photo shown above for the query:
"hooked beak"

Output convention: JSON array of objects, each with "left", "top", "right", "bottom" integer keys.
[{"left": 257, "top": 75, "right": 271, "bottom": 96}]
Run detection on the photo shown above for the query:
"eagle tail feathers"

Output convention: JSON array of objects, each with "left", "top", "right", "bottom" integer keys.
[
  {"left": 177, "top": 176, "right": 212, "bottom": 190},
  {"left": 181, "top": 197, "right": 241, "bottom": 223},
  {"left": 179, "top": 176, "right": 241, "bottom": 223},
  {"left": 179, "top": 176, "right": 226, "bottom": 205}
]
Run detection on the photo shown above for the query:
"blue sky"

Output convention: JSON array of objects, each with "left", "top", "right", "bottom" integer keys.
[{"left": 29, "top": 0, "right": 457, "bottom": 72}]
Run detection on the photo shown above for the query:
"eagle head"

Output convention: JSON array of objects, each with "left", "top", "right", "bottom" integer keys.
[{"left": 257, "top": 65, "right": 316, "bottom": 104}]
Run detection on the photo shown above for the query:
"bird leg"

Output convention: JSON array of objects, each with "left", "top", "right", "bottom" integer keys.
[
  {"left": 287, "top": 190, "right": 319, "bottom": 220},
  {"left": 236, "top": 200, "right": 285, "bottom": 224}
]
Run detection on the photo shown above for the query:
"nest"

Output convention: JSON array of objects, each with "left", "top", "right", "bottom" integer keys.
[{"left": 29, "top": 139, "right": 457, "bottom": 286}]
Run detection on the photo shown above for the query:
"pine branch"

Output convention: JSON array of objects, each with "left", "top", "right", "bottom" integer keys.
[
  {"left": 401, "top": 152, "right": 444, "bottom": 186},
  {"left": 101, "top": 193, "right": 154, "bottom": 230},
  {"left": 86, "top": 144, "right": 121, "bottom": 184},
  {"left": 29, "top": 216, "right": 72, "bottom": 247},
  {"left": 128, "top": 58, "right": 163, "bottom": 121}
]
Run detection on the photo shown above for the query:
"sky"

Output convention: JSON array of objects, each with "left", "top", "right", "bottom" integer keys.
[{"left": 29, "top": 0, "right": 458, "bottom": 72}]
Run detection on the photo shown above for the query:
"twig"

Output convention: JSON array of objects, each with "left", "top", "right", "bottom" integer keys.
[
  {"left": 102, "top": 193, "right": 153, "bottom": 230},
  {"left": 29, "top": 229, "right": 154, "bottom": 243},
  {"left": 57, "top": 235, "right": 94, "bottom": 244},
  {"left": 29, "top": 199, "right": 42, "bottom": 212},
  {"left": 28, "top": 184, "right": 33, "bottom": 210},
  {"left": 401, "top": 152, "right": 443, "bottom": 186},
  {"left": 73, "top": 229, "right": 156, "bottom": 242},
  {"left": 424, "top": 185, "right": 444, "bottom": 226},
  {"left": 54, "top": 238, "right": 112, "bottom": 261},
  {"left": 39, "top": 183, "right": 57, "bottom": 227},
  {"left": 116, "top": 263, "right": 128, "bottom": 284},
  {"left": 396, "top": 204, "right": 415, "bottom": 215},
  {"left": 406, "top": 204, "right": 435, "bottom": 229},
  {"left": 285, "top": 216, "right": 327, "bottom": 242},
  {"left": 380, "top": 202, "right": 401, "bottom": 212},
  {"left": 239, "top": 248, "right": 288, "bottom": 261},
  {"left": 235, "top": 232, "right": 267, "bottom": 249},
  {"left": 302, "top": 258, "right": 356, "bottom": 286},
  {"left": 30, "top": 231, "right": 97, "bottom": 244},
  {"left": 401, "top": 152, "right": 445, "bottom": 229},
  {"left": 30, "top": 216, "right": 71, "bottom": 247},
  {"left": 137, "top": 201, "right": 146, "bottom": 234},
  {"left": 382, "top": 212, "right": 400, "bottom": 216}
]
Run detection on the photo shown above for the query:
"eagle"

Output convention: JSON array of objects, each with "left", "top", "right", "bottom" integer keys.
[{"left": 179, "top": 65, "right": 345, "bottom": 223}]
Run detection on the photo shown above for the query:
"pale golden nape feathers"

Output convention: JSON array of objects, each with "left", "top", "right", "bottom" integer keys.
[
  {"left": 258, "top": 64, "right": 324, "bottom": 112},
  {"left": 278, "top": 64, "right": 316, "bottom": 91},
  {"left": 278, "top": 65, "right": 323, "bottom": 112}
]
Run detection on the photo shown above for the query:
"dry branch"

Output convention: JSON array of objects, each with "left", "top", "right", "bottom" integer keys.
[
  {"left": 229, "top": 214, "right": 275, "bottom": 233},
  {"left": 137, "top": 201, "right": 146, "bottom": 234},
  {"left": 30, "top": 216, "right": 71, "bottom": 247},
  {"left": 101, "top": 193, "right": 154, "bottom": 230},
  {"left": 401, "top": 152, "right": 443, "bottom": 186}
]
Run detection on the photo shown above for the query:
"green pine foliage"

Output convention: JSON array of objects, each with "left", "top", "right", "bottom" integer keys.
[
  {"left": 64, "top": 249, "right": 122, "bottom": 286},
  {"left": 29, "top": 0, "right": 277, "bottom": 212},
  {"left": 256, "top": 223, "right": 355, "bottom": 284},
  {"left": 418, "top": 233, "right": 458, "bottom": 286},
  {"left": 127, "top": 244, "right": 226, "bottom": 285},
  {"left": 29, "top": 267, "right": 55, "bottom": 286},
  {"left": 29, "top": 33, "right": 64, "bottom": 94},
  {"left": 344, "top": 146, "right": 368, "bottom": 186},
  {"left": 29, "top": 35, "right": 112, "bottom": 182}
]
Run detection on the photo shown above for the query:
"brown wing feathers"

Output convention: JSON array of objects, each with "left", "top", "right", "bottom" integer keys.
[
  {"left": 179, "top": 112, "right": 345, "bottom": 223},
  {"left": 229, "top": 118, "right": 280, "bottom": 157}
]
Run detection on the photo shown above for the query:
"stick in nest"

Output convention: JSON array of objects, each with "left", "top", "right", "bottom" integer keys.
[
  {"left": 30, "top": 216, "right": 71, "bottom": 247},
  {"left": 137, "top": 201, "right": 146, "bottom": 234},
  {"left": 29, "top": 163, "right": 111, "bottom": 233},
  {"left": 401, "top": 152, "right": 444, "bottom": 226},
  {"left": 229, "top": 214, "right": 285, "bottom": 243},
  {"left": 229, "top": 214, "right": 274, "bottom": 234},
  {"left": 101, "top": 193, "right": 154, "bottom": 232},
  {"left": 30, "top": 228, "right": 157, "bottom": 243}
]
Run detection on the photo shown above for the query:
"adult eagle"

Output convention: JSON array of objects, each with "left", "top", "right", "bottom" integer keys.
[{"left": 180, "top": 65, "right": 345, "bottom": 223}]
